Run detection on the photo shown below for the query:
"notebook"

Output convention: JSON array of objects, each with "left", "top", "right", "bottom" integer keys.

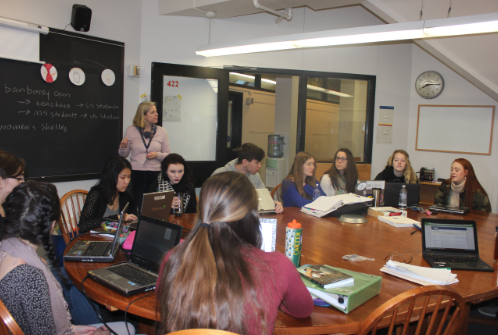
[
  {"left": 256, "top": 188, "right": 276, "bottom": 214},
  {"left": 65, "top": 203, "right": 128, "bottom": 262},
  {"left": 87, "top": 215, "right": 183, "bottom": 296},
  {"left": 383, "top": 183, "right": 420, "bottom": 207},
  {"left": 429, "top": 204, "right": 469, "bottom": 215},
  {"left": 421, "top": 218, "right": 493, "bottom": 272}
]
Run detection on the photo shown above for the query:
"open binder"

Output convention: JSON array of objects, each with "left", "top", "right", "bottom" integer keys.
[{"left": 301, "top": 265, "right": 382, "bottom": 314}]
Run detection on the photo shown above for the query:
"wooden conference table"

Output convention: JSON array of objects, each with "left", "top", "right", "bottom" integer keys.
[{"left": 65, "top": 208, "right": 498, "bottom": 335}]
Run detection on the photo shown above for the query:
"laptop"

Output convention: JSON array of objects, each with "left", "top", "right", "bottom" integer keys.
[
  {"left": 421, "top": 218, "right": 493, "bottom": 272},
  {"left": 383, "top": 183, "right": 420, "bottom": 207},
  {"left": 87, "top": 215, "right": 183, "bottom": 296},
  {"left": 257, "top": 188, "right": 276, "bottom": 214},
  {"left": 65, "top": 203, "right": 128, "bottom": 262},
  {"left": 125, "top": 191, "right": 175, "bottom": 230},
  {"left": 429, "top": 204, "right": 469, "bottom": 215}
]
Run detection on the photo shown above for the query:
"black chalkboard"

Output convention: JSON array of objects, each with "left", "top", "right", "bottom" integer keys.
[{"left": 0, "top": 29, "right": 124, "bottom": 182}]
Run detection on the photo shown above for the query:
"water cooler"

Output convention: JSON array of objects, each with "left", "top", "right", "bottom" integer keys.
[{"left": 265, "top": 135, "right": 286, "bottom": 187}]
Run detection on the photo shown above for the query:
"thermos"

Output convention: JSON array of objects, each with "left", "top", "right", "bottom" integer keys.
[
  {"left": 174, "top": 193, "right": 184, "bottom": 217},
  {"left": 285, "top": 219, "right": 302, "bottom": 267}
]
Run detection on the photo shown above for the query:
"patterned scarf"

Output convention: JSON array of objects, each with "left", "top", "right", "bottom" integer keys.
[
  {"left": 138, "top": 124, "right": 157, "bottom": 139},
  {"left": 156, "top": 174, "right": 191, "bottom": 212},
  {"left": 335, "top": 174, "right": 347, "bottom": 195},
  {"left": 0, "top": 238, "right": 73, "bottom": 335}
]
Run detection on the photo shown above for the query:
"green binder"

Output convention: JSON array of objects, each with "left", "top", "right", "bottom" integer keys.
[{"left": 299, "top": 265, "right": 382, "bottom": 314}]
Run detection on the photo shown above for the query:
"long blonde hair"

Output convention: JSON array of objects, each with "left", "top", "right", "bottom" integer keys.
[
  {"left": 284, "top": 152, "right": 317, "bottom": 200},
  {"left": 132, "top": 101, "right": 156, "bottom": 128},
  {"left": 386, "top": 149, "right": 418, "bottom": 183}
]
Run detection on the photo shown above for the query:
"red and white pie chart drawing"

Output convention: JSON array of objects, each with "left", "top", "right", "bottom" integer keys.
[
  {"left": 69, "top": 67, "right": 86, "bottom": 86},
  {"left": 40, "top": 63, "right": 58, "bottom": 83}
]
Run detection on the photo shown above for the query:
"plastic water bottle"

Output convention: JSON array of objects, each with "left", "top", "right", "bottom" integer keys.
[
  {"left": 399, "top": 185, "right": 407, "bottom": 208},
  {"left": 313, "top": 182, "right": 321, "bottom": 201},
  {"left": 285, "top": 219, "right": 302, "bottom": 267}
]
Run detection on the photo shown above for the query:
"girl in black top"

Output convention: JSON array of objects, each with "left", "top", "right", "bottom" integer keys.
[
  {"left": 375, "top": 149, "right": 418, "bottom": 183},
  {"left": 0, "top": 151, "right": 25, "bottom": 237},
  {"left": 148, "top": 153, "right": 197, "bottom": 213}
]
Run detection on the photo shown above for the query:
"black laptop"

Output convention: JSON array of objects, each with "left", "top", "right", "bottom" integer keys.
[
  {"left": 65, "top": 203, "right": 128, "bottom": 262},
  {"left": 384, "top": 183, "right": 420, "bottom": 207},
  {"left": 87, "top": 215, "right": 183, "bottom": 296},
  {"left": 421, "top": 218, "right": 493, "bottom": 272}
]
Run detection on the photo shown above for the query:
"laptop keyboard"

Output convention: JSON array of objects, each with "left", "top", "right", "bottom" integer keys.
[
  {"left": 430, "top": 255, "right": 481, "bottom": 264},
  {"left": 83, "top": 242, "right": 110, "bottom": 256},
  {"left": 109, "top": 264, "right": 157, "bottom": 286}
]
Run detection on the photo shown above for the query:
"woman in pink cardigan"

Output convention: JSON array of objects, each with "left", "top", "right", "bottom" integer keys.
[{"left": 119, "top": 101, "right": 170, "bottom": 210}]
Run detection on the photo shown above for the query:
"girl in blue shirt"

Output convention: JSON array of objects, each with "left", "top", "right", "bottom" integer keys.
[{"left": 282, "top": 152, "right": 325, "bottom": 207}]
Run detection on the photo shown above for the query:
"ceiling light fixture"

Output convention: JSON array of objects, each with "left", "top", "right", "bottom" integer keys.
[{"left": 197, "top": 12, "right": 498, "bottom": 57}]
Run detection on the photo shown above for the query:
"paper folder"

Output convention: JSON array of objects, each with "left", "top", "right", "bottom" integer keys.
[{"left": 301, "top": 265, "right": 382, "bottom": 314}]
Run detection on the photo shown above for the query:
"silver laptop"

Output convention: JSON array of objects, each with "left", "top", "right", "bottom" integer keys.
[
  {"left": 87, "top": 215, "right": 183, "bottom": 296},
  {"left": 421, "top": 218, "right": 493, "bottom": 272},
  {"left": 257, "top": 188, "right": 276, "bottom": 214},
  {"left": 65, "top": 203, "right": 128, "bottom": 263}
]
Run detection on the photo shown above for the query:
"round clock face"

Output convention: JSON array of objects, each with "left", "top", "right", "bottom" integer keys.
[{"left": 415, "top": 71, "right": 444, "bottom": 99}]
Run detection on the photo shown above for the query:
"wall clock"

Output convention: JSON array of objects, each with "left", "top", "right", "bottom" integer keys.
[{"left": 415, "top": 71, "right": 444, "bottom": 99}]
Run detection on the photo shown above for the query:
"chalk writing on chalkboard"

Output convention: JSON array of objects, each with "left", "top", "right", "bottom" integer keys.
[{"left": 0, "top": 57, "right": 122, "bottom": 180}]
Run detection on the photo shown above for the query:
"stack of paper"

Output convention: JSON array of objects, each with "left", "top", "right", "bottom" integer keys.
[
  {"left": 378, "top": 216, "right": 420, "bottom": 228},
  {"left": 381, "top": 260, "right": 458, "bottom": 286},
  {"left": 301, "top": 193, "right": 372, "bottom": 218}
]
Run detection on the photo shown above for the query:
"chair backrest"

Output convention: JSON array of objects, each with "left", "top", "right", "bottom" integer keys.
[
  {"left": 0, "top": 298, "right": 23, "bottom": 335},
  {"left": 270, "top": 183, "right": 282, "bottom": 202},
  {"left": 316, "top": 162, "right": 372, "bottom": 181},
  {"left": 167, "top": 329, "right": 239, "bottom": 335},
  {"left": 59, "top": 189, "right": 88, "bottom": 244},
  {"left": 356, "top": 285, "right": 465, "bottom": 335}
]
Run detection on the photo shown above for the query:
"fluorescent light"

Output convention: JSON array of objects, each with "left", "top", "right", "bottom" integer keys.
[
  {"left": 230, "top": 72, "right": 277, "bottom": 84},
  {"left": 197, "top": 12, "right": 498, "bottom": 57},
  {"left": 307, "top": 84, "right": 353, "bottom": 98}
]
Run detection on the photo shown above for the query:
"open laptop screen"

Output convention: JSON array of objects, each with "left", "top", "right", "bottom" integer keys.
[
  {"left": 131, "top": 216, "right": 182, "bottom": 271},
  {"left": 423, "top": 221, "right": 476, "bottom": 252}
]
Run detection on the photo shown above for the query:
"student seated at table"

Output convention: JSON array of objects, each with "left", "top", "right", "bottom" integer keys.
[
  {"left": 282, "top": 152, "right": 325, "bottom": 208},
  {"left": 320, "top": 148, "right": 358, "bottom": 196},
  {"left": 375, "top": 149, "right": 418, "bottom": 183},
  {"left": 434, "top": 158, "right": 491, "bottom": 212},
  {"left": 79, "top": 157, "right": 138, "bottom": 233},
  {"left": 156, "top": 172, "right": 313, "bottom": 335},
  {"left": 0, "top": 151, "right": 25, "bottom": 236},
  {"left": 148, "top": 153, "right": 197, "bottom": 213},
  {"left": 0, "top": 181, "right": 135, "bottom": 335}
]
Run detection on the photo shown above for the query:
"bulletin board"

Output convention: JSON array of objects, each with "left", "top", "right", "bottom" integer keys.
[{"left": 416, "top": 105, "right": 495, "bottom": 155}]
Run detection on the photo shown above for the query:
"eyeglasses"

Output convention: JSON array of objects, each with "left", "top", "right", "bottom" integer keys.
[
  {"left": 385, "top": 251, "right": 412, "bottom": 264},
  {"left": 335, "top": 157, "right": 348, "bottom": 162}
]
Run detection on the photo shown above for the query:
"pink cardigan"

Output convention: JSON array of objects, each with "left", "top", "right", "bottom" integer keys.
[{"left": 118, "top": 126, "right": 170, "bottom": 171}]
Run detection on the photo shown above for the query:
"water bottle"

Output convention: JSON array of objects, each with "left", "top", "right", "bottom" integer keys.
[
  {"left": 313, "top": 182, "right": 321, "bottom": 201},
  {"left": 398, "top": 185, "right": 407, "bottom": 208},
  {"left": 285, "top": 219, "right": 302, "bottom": 267}
]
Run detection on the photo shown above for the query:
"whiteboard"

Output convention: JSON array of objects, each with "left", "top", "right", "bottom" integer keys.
[{"left": 416, "top": 105, "right": 495, "bottom": 155}]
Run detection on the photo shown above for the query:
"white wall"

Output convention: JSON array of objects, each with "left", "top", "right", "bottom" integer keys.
[{"left": 1, "top": 0, "right": 142, "bottom": 196}]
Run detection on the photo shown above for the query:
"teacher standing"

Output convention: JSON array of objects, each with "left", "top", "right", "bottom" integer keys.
[{"left": 119, "top": 101, "right": 170, "bottom": 210}]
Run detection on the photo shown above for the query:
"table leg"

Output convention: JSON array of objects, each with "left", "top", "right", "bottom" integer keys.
[
  {"left": 460, "top": 304, "right": 470, "bottom": 335},
  {"left": 137, "top": 316, "right": 157, "bottom": 335}
]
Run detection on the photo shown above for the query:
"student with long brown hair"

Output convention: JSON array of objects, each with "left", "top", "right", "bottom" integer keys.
[
  {"left": 156, "top": 172, "right": 313, "bottom": 334},
  {"left": 0, "top": 151, "right": 25, "bottom": 235},
  {"left": 282, "top": 152, "right": 325, "bottom": 207},
  {"left": 320, "top": 148, "right": 358, "bottom": 196},
  {"left": 375, "top": 149, "right": 418, "bottom": 183},
  {"left": 434, "top": 158, "right": 491, "bottom": 212}
]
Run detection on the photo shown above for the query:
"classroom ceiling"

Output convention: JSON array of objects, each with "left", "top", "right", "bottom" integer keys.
[{"left": 159, "top": 0, "right": 498, "bottom": 101}]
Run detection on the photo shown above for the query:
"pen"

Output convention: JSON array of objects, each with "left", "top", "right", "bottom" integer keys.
[{"left": 410, "top": 230, "right": 418, "bottom": 235}]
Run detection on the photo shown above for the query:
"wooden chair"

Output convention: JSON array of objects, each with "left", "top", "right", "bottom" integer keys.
[
  {"left": 270, "top": 183, "right": 282, "bottom": 202},
  {"left": 356, "top": 285, "right": 465, "bottom": 335},
  {"left": 0, "top": 298, "right": 23, "bottom": 335},
  {"left": 59, "top": 189, "right": 88, "bottom": 244},
  {"left": 167, "top": 330, "right": 239, "bottom": 335}
]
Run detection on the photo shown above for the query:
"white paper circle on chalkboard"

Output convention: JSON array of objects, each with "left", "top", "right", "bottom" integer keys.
[
  {"left": 40, "top": 63, "right": 58, "bottom": 83},
  {"left": 69, "top": 67, "right": 85, "bottom": 86},
  {"left": 101, "top": 69, "right": 115, "bottom": 86}
]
